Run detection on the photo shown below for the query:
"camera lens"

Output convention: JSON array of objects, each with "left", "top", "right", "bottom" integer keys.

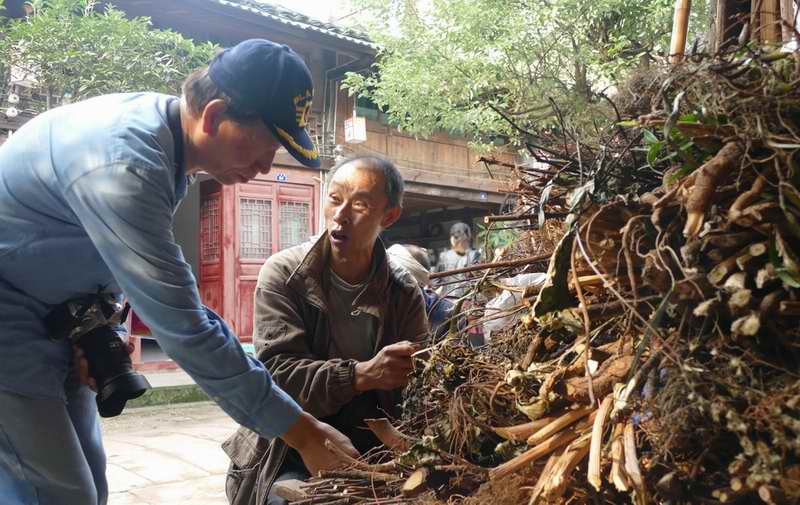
[{"left": 77, "top": 326, "right": 151, "bottom": 417}]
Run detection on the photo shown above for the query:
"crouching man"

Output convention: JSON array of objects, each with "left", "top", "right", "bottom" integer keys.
[{"left": 223, "top": 155, "right": 429, "bottom": 505}]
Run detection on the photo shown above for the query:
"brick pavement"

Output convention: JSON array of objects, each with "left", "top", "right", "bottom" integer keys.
[{"left": 102, "top": 402, "right": 236, "bottom": 505}]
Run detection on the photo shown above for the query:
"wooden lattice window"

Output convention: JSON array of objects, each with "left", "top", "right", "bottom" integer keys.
[
  {"left": 240, "top": 198, "right": 272, "bottom": 258},
  {"left": 280, "top": 201, "right": 311, "bottom": 249},
  {"left": 200, "top": 195, "right": 220, "bottom": 262}
]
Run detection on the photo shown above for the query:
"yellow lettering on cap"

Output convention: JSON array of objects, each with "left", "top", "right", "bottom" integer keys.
[
  {"left": 293, "top": 90, "right": 312, "bottom": 128},
  {"left": 275, "top": 126, "right": 319, "bottom": 160}
]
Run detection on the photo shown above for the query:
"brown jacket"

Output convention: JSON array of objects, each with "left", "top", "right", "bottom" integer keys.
[{"left": 223, "top": 233, "right": 428, "bottom": 505}]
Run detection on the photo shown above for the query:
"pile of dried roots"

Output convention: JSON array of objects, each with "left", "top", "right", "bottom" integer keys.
[{"left": 289, "top": 44, "right": 800, "bottom": 505}]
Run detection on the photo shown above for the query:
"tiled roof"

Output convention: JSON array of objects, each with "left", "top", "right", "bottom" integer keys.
[{"left": 210, "top": 0, "right": 376, "bottom": 49}]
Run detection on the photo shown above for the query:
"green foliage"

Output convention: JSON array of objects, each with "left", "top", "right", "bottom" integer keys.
[
  {"left": 0, "top": 0, "right": 217, "bottom": 109},
  {"left": 477, "top": 222, "right": 519, "bottom": 254},
  {"left": 342, "top": 0, "right": 709, "bottom": 145}
]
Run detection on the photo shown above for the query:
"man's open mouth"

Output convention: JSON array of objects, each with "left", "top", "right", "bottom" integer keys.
[{"left": 330, "top": 230, "right": 348, "bottom": 242}]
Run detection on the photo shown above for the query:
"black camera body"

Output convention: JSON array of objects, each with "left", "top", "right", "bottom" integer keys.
[{"left": 45, "top": 294, "right": 151, "bottom": 417}]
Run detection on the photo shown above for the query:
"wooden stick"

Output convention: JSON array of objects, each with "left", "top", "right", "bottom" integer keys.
[
  {"left": 708, "top": 254, "right": 740, "bottom": 286},
  {"left": 272, "top": 479, "right": 309, "bottom": 501},
  {"left": 609, "top": 422, "right": 630, "bottom": 492},
  {"left": 723, "top": 272, "right": 747, "bottom": 291},
  {"left": 728, "top": 289, "right": 753, "bottom": 315},
  {"left": 429, "top": 253, "right": 551, "bottom": 280},
  {"left": 588, "top": 395, "right": 614, "bottom": 491},
  {"left": 670, "top": 0, "right": 692, "bottom": 64},
  {"left": 527, "top": 451, "right": 562, "bottom": 505},
  {"left": 543, "top": 434, "right": 593, "bottom": 502},
  {"left": 736, "top": 243, "right": 768, "bottom": 272},
  {"left": 490, "top": 417, "right": 594, "bottom": 481},
  {"left": 623, "top": 420, "right": 644, "bottom": 490},
  {"left": 401, "top": 467, "right": 429, "bottom": 497},
  {"left": 703, "top": 230, "right": 760, "bottom": 250},
  {"left": 759, "top": 483, "right": 787, "bottom": 504},
  {"left": 318, "top": 469, "right": 401, "bottom": 482},
  {"left": 491, "top": 417, "right": 556, "bottom": 442},
  {"left": 484, "top": 214, "right": 533, "bottom": 223},
  {"left": 527, "top": 407, "right": 593, "bottom": 446},
  {"left": 324, "top": 439, "right": 397, "bottom": 473},
  {"left": 732, "top": 312, "right": 761, "bottom": 337}
]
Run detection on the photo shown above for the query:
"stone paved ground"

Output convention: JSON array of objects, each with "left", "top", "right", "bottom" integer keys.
[{"left": 101, "top": 401, "right": 236, "bottom": 505}]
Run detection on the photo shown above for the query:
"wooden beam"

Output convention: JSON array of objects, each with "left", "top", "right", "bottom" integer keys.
[
  {"left": 394, "top": 207, "right": 490, "bottom": 228},
  {"left": 403, "top": 181, "right": 505, "bottom": 205},
  {"left": 399, "top": 165, "right": 504, "bottom": 193}
]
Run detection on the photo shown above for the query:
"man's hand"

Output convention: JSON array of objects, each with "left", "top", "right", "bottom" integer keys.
[
  {"left": 281, "top": 411, "right": 359, "bottom": 476},
  {"left": 73, "top": 344, "right": 98, "bottom": 392},
  {"left": 354, "top": 341, "right": 417, "bottom": 392},
  {"left": 73, "top": 340, "right": 135, "bottom": 392}
]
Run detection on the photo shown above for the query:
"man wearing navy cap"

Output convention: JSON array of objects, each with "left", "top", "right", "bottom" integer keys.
[{"left": 0, "top": 39, "right": 356, "bottom": 505}]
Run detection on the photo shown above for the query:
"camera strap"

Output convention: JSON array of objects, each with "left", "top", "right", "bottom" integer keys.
[{"left": 166, "top": 98, "right": 184, "bottom": 172}]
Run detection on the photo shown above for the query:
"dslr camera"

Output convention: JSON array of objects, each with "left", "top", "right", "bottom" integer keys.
[{"left": 45, "top": 294, "right": 151, "bottom": 417}]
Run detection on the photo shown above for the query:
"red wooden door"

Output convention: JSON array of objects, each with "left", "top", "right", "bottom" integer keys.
[
  {"left": 235, "top": 180, "right": 315, "bottom": 338},
  {"left": 198, "top": 176, "right": 317, "bottom": 341},
  {"left": 199, "top": 180, "right": 224, "bottom": 317},
  {"left": 235, "top": 180, "right": 276, "bottom": 339}
]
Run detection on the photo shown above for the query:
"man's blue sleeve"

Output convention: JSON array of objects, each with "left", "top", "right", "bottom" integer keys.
[{"left": 63, "top": 163, "right": 301, "bottom": 438}]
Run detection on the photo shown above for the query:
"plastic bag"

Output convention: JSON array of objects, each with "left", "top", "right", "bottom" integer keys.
[{"left": 482, "top": 272, "right": 547, "bottom": 342}]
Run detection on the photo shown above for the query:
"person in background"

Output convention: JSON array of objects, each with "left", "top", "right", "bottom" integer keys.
[
  {"left": 387, "top": 244, "right": 454, "bottom": 339},
  {"left": 435, "top": 222, "right": 481, "bottom": 299},
  {"left": 434, "top": 223, "right": 485, "bottom": 346}
]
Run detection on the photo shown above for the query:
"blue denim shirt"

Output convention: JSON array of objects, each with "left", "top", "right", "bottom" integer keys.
[{"left": 0, "top": 93, "right": 301, "bottom": 439}]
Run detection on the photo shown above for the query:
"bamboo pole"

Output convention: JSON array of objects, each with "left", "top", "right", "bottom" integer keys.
[
  {"left": 670, "top": 0, "right": 692, "bottom": 64},
  {"left": 780, "top": 0, "right": 797, "bottom": 43},
  {"left": 752, "top": 0, "right": 763, "bottom": 42},
  {"left": 761, "top": 0, "right": 782, "bottom": 43}
]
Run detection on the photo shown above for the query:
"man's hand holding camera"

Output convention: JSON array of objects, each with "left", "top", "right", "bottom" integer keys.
[{"left": 73, "top": 341, "right": 136, "bottom": 392}]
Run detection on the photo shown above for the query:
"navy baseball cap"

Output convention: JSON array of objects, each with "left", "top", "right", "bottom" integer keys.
[{"left": 208, "top": 39, "right": 320, "bottom": 168}]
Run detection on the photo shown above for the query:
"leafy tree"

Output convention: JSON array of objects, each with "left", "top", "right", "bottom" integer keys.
[
  {"left": 342, "top": 0, "right": 709, "bottom": 146},
  {"left": 0, "top": 0, "right": 217, "bottom": 110}
]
